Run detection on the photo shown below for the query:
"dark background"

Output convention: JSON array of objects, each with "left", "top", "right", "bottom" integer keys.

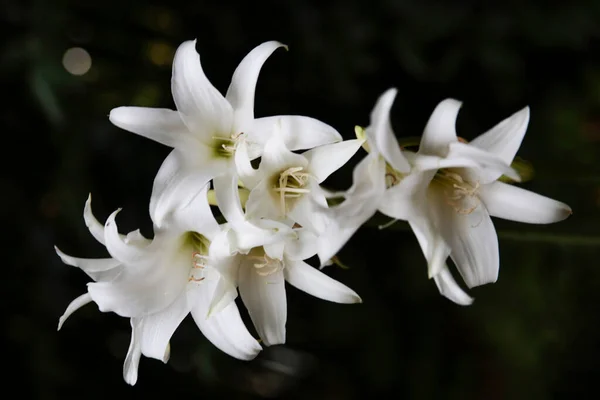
[{"left": 4, "top": 0, "right": 600, "bottom": 398}]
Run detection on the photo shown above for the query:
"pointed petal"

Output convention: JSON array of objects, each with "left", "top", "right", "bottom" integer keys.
[
  {"left": 479, "top": 181, "right": 572, "bottom": 224},
  {"left": 57, "top": 293, "right": 92, "bottom": 330},
  {"left": 433, "top": 266, "right": 474, "bottom": 306},
  {"left": 124, "top": 230, "right": 151, "bottom": 247},
  {"left": 171, "top": 40, "right": 233, "bottom": 142},
  {"left": 470, "top": 107, "right": 530, "bottom": 165},
  {"left": 239, "top": 266, "right": 286, "bottom": 346},
  {"left": 88, "top": 234, "right": 189, "bottom": 317},
  {"left": 84, "top": 194, "right": 105, "bottom": 245},
  {"left": 226, "top": 41, "right": 286, "bottom": 132},
  {"left": 316, "top": 153, "right": 386, "bottom": 265},
  {"left": 190, "top": 273, "right": 262, "bottom": 360},
  {"left": 303, "top": 139, "right": 365, "bottom": 183},
  {"left": 407, "top": 218, "right": 450, "bottom": 280},
  {"left": 447, "top": 142, "right": 521, "bottom": 183},
  {"left": 409, "top": 153, "right": 479, "bottom": 172},
  {"left": 109, "top": 107, "right": 188, "bottom": 148},
  {"left": 247, "top": 116, "right": 342, "bottom": 151},
  {"left": 150, "top": 148, "right": 225, "bottom": 228},
  {"left": 55, "top": 246, "right": 122, "bottom": 282},
  {"left": 366, "top": 88, "right": 411, "bottom": 173},
  {"left": 284, "top": 260, "right": 361, "bottom": 303},
  {"left": 419, "top": 99, "right": 462, "bottom": 156},
  {"left": 139, "top": 292, "right": 191, "bottom": 362},
  {"left": 104, "top": 209, "right": 148, "bottom": 264},
  {"left": 431, "top": 192, "right": 499, "bottom": 288},
  {"left": 123, "top": 319, "right": 142, "bottom": 385},
  {"left": 169, "top": 183, "right": 220, "bottom": 239},
  {"left": 259, "top": 132, "right": 309, "bottom": 175}
]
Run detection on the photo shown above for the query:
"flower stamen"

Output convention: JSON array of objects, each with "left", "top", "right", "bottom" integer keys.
[
  {"left": 273, "top": 166, "right": 311, "bottom": 214},
  {"left": 434, "top": 170, "right": 481, "bottom": 215}
]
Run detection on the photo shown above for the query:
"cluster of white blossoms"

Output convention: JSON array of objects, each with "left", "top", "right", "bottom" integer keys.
[{"left": 55, "top": 40, "right": 572, "bottom": 385}]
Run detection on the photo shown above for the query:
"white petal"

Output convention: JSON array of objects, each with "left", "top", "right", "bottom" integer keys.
[
  {"left": 283, "top": 228, "right": 318, "bottom": 261},
  {"left": 409, "top": 153, "right": 480, "bottom": 172},
  {"left": 57, "top": 293, "right": 92, "bottom": 331},
  {"left": 431, "top": 191, "right": 499, "bottom": 288},
  {"left": 286, "top": 184, "right": 329, "bottom": 234},
  {"left": 139, "top": 292, "right": 191, "bottom": 362},
  {"left": 366, "top": 88, "right": 411, "bottom": 173},
  {"left": 169, "top": 183, "right": 220, "bottom": 239},
  {"left": 378, "top": 171, "right": 433, "bottom": 220},
  {"left": 302, "top": 139, "right": 365, "bottom": 183},
  {"left": 124, "top": 229, "right": 151, "bottom": 247},
  {"left": 88, "top": 234, "right": 189, "bottom": 317},
  {"left": 54, "top": 246, "right": 122, "bottom": 282},
  {"left": 470, "top": 106, "right": 530, "bottom": 165},
  {"left": 264, "top": 240, "right": 286, "bottom": 261},
  {"left": 109, "top": 107, "right": 189, "bottom": 148},
  {"left": 316, "top": 153, "right": 386, "bottom": 266},
  {"left": 235, "top": 139, "right": 261, "bottom": 189},
  {"left": 150, "top": 148, "right": 226, "bottom": 228},
  {"left": 84, "top": 194, "right": 105, "bottom": 245},
  {"left": 238, "top": 265, "right": 286, "bottom": 346},
  {"left": 245, "top": 179, "right": 281, "bottom": 220},
  {"left": 247, "top": 116, "right": 342, "bottom": 151},
  {"left": 407, "top": 218, "right": 450, "bottom": 280},
  {"left": 259, "top": 132, "right": 309, "bottom": 175},
  {"left": 104, "top": 210, "right": 148, "bottom": 264},
  {"left": 214, "top": 173, "right": 293, "bottom": 250},
  {"left": 123, "top": 319, "right": 142, "bottom": 385},
  {"left": 447, "top": 142, "right": 521, "bottom": 183},
  {"left": 433, "top": 266, "right": 474, "bottom": 306},
  {"left": 171, "top": 40, "right": 233, "bottom": 142},
  {"left": 284, "top": 260, "right": 361, "bottom": 303},
  {"left": 226, "top": 41, "right": 286, "bottom": 133},
  {"left": 190, "top": 274, "right": 262, "bottom": 360},
  {"left": 419, "top": 98, "right": 462, "bottom": 156},
  {"left": 479, "top": 181, "right": 572, "bottom": 224}
]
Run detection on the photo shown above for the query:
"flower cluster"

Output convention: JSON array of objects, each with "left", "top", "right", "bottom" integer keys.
[{"left": 56, "top": 40, "right": 572, "bottom": 384}]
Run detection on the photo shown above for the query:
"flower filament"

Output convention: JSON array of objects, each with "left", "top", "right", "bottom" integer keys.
[
  {"left": 185, "top": 232, "right": 211, "bottom": 283},
  {"left": 272, "top": 166, "right": 311, "bottom": 214},
  {"left": 433, "top": 169, "right": 480, "bottom": 215},
  {"left": 213, "top": 131, "right": 244, "bottom": 158}
]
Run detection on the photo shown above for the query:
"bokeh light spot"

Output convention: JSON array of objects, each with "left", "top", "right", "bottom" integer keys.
[{"left": 62, "top": 47, "right": 92, "bottom": 76}]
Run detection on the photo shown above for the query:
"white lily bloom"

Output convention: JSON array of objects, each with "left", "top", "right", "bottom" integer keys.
[
  {"left": 208, "top": 221, "right": 362, "bottom": 347},
  {"left": 55, "top": 186, "right": 262, "bottom": 385},
  {"left": 317, "top": 88, "right": 572, "bottom": 304},
  {"left": 236, "top": 129, "right": 364, "bottom": 233},
  {"left": 109, "top": 40, "right": 343, "bottom": 229}
]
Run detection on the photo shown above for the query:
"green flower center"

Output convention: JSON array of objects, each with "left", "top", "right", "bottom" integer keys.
[
  {"left": 212, "top": 132, "right": 243, "bottom": 159},
  {"left": 184, "top": 232, "right": 211, "bottom": 282}
]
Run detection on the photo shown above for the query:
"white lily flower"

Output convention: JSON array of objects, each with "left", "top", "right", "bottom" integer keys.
[
  {"left": 317, "top": 88, "right": 572, "bottom": 304},
  {"left": 109, "top": 40, "right": 343, "bottom": 229},
  {"left": 208, "top": 223, "right": 362, "bottom": 347},
  {"left": 237, "top": 128, "right": 364, "bottom": 233},
  {"left": 55, "top": 186, "right": 262, "bottom": 385}
]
